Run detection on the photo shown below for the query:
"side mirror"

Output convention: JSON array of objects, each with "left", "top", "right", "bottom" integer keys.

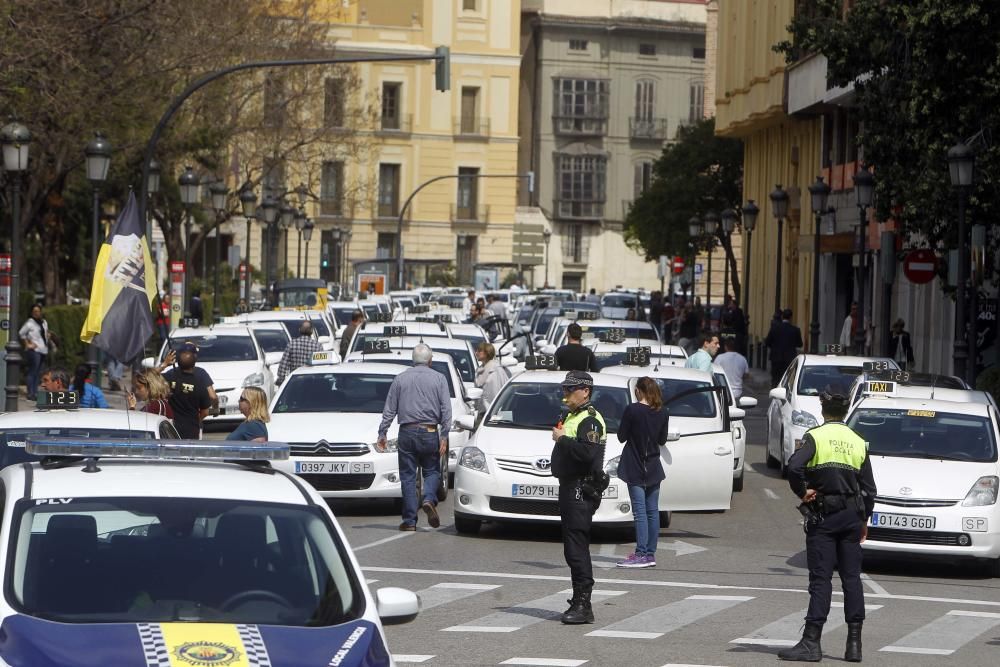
[
  {"left": 375, "top": 587, "right": 420, "bottom": 625},
  {"left": 466, "top": 387, "right": 484, "bottom": 401},
  {"left": 769, "top": 387, "right": 787, "bottom": 402},
  {"left": 728, "top": 406, "right": 746, "bottom": 421},
  {"left": 455, "top": 414, "right": 477, "bottom": 431},
  {"left": 142, "top": 357, "right": 155, "bottom": 369},
  {"left": 665, "top": 429, "right": 681, "bottom": 442},
  {"left": 738, "top": 396, "right": 758, "bottom": 409}
]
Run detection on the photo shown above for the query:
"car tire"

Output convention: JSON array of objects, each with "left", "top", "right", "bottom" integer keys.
[
  {"left": 390, "top": 498, "right": 403, "bottom": 514},
  {"left": 765, "top": 439, "right": 780, "bottom": 469},
  {"left": 454, "top": 515, "right": 481, "bottom": 534},
  {"left": 659, "top": 511, "right": 672, "bottom": 529},
  {"left": 990, "top": 557, "right": 1000, "bottom": 578},
  {"left": 437, "top": 464, "right": 449, "bottom": 502},
  {"left": 733, "top": 471, "right": 744, "bottom": 492}
]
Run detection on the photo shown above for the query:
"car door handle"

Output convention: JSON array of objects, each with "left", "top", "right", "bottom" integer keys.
[{"left": 714, "top": 447, "right": 732, "bottom": 456}]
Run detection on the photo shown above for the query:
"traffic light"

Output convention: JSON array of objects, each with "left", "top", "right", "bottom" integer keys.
[{"left": 434, "top": 46, "right": 450, "bottom": 92}]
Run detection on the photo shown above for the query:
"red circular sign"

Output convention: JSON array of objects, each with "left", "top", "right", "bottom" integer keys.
[
  {"left": 672, "top": 256, "right": 685, "bottom": 274},
  {"left": 903, "top": 249, "right": 938, "bottom": 284}
]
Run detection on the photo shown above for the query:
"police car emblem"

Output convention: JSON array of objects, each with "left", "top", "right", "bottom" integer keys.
[
  {"left": 534, "top": 457, "right": 551, "bottom": 471},
  {"left": 173, "top": 642, "right": 242, "bottom": 666}
]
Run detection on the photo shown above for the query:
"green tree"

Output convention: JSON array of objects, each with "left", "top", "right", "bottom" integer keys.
[
  {"left": 776, "top": 0, "right": 1000, "bottom": 284},
  {"left": 623, "top": 118, "right": 744, "bottom": 299}
]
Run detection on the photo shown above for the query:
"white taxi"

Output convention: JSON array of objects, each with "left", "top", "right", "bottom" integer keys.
[
  {"left": 346, "top": 321, "right": 451, "bottom": 354},
  {"left": 0, "top": 438, "right": 419, "bottom": 665},
  {"left": 711, "top": 363, "right": 756, "bottom": 492},
  {"left": 224, "top": 309, "right": 336, "bottom": 351},
  {"left": 766, "top": 353, "right": 897, "bottom": 474},
  {"left": 845, "top": 390, "right": 1000, "bottom": 576}
]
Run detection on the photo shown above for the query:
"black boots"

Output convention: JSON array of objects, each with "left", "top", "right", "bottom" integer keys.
[
  {"left": 845, "top": 621, "right": 863, "bottom": 662},
  {"left": 778, "top": 622, "right": 823, "bottom": 662},
  {"left": 560, "top": 586, "right": 594, "bottom": 624}
]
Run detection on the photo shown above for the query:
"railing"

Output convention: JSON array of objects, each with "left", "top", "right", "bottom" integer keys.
[
  {"left": 320, "top": 198, "right": 343, "bottom": 217},
  {"left": 377, "top": 113, "right": 413, "bottom": 134},
  {"left": 629, "top": 117, "right": 669, "bottom": 140},
  {"left": 454, "top": 117, "right": 490, "bottom": 138},
  {"left": 552, "top": 113, "right": 608, "bottom": 136},
  {"left": 554, "top": 199, "right": 604, "bottom": 220},
  {"left": 450, "top": 204, "right": 490, "bottom": 223}
]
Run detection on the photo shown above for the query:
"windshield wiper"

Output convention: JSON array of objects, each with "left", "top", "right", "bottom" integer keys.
[
  {"left": 485, "top": 420, "right": 546, "bottom": 430},
  {"left": 871, "top": 450, "right": 950, "bottom": 460}
]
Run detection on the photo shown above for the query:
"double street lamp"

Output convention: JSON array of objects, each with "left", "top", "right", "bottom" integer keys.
[
  {"left": 178, "top": 166, "right": 201, "bottom": 319},
  {"left": 808, "top": 176, "right": 831, "bottom": 352},
  {"left": 720, "top": 209, "right": 737, "bottom": 302},
  {"left": 1, "top": 121, "right": 30, "bottom": 411},
  {"left": 302, "top": 218, "right": 315, "bottom": 279},
  {"left": 948, "top": 142, "right": 975, "bottom": 382},
  {"left": 853, "top": 165, "right": 875, "bottom": 355},
  {"left": 542, "top": 228, "right": 552, "bottom": 288},
  {"left": 209, "top": 180, "right": 229, "bottom": 322},
  {"left": 769, "top": 185, "right": 789, "bottom": 316},
  {"left": 294, "top": 207, "right": 307, "bottom": 277},
  {"left": 259, "top": 193, "right": 279, "bottom": 304},
  {"left": 238, "top": 184, "right": 258, "bottom": 304}
]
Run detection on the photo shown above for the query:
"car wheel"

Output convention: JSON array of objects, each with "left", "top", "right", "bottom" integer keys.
[
  {"left": 454, "top": 515, "right": 481, "bottom": 535},
  {"left": 437, "top": 462, "right": 449, "bottom": 502},
  {"left": 659, "top": 511, "right": 672, "bottom": 529},
  {"left": 765, "top": 436, "right": 780, "bottom": 469},
  {"left": 990, "top": 557, "right": 1000, "bottom": 578},
  {"left": 779, "top": 430, "right": 789, "bottom": 478},
  {"left": 733, "top": 471, "right": 744, "bottom": 492}
]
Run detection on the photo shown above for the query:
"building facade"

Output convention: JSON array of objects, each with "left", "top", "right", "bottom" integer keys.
[{"left": 518, "top": 0, "right": 707, "bottom": 292}]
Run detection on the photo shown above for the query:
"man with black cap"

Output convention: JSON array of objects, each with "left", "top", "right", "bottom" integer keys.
[
  {"left": 551, "top": 370, "right": 606, "bottom": 624},
  {"left": 780, "top": 387, "right": 877, "bottom": 663},
  {"left": 161, "top": 341, "right": 215, "bottom": 439}
]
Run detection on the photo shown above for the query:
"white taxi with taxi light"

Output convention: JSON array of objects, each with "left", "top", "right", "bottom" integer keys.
[
  {"left": 224, "top": 309, "right": 337, "bottom": 351},
  {"left": 346, "top": 321, "right": 451, "bottom": 354},
  {"left": 845, "top": 387, "right": 1000, "bottom": 576},
  {"left": 711, "top": 363, "right": 756, "bottom": 492},
  {"left": 766, "top": 353, "right": 897, "bottom": 474},
  {"left": 0, "top": 438, "right": 419, "bottom": 666}
]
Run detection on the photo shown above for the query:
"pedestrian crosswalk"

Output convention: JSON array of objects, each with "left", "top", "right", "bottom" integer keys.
[{"left": 378, "top": 577, "right": 1000, "bottom": 664}]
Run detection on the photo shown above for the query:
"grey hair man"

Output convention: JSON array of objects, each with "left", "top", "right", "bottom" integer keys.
[{"left": 378, "top": 342, "right": 452, "bottom": 531}]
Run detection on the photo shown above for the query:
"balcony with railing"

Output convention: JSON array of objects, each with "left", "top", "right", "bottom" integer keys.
[
  {"left": 629, "top": 117, "right": 669, "bottom": 141},
  {"left": 554, "top": 199, "right": 604, "bottom": 220},
  {"left": 454, "top": 117, "right": 490, "bottom": 139},
  {"left": 319, "top": 197, "right": 344, "bottom": 217},
  {"left": 450, "top": 204, "right": 490, "bottom": 223},
  {"left": 552, "top": 109, "right": 608, "bottom": 137},
  {"left": 376, "top": 113, "right": 413, "bottom": 135}
]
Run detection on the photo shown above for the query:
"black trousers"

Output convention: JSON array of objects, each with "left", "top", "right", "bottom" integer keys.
[
  {"left": 559, "top": 484, "right": 598, "bottom": 591},
  {"left": 805, "top": 508, "right": 866, "bottom": 625}
]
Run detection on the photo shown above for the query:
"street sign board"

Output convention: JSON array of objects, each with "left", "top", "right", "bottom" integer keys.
[
  {"left": 903, "top": 249, "right": 937, "bottom": 284},
  {"left": 694, "top": 263, "right": 703, "bottom": 277},
  {"left": 512, "top": 223, "right": 546, "bottom": 265},
  {"left": 658, "top": 255, "right": 669, "bottom": 279}
]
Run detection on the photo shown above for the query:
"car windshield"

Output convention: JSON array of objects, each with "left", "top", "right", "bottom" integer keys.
[
  {"left": 8, "top": 497, "right": 363, "bottom": 626},
  {"left": 360, "top": 305, "right": 379, "bottom": 320},
  {"left": 396, "top": 298, "right": 415, "bottom": 309},
  {"left": 653, "top": 379, "right": 718, "bottom": 418},
  {"left": 356, "top": 360, "right": 456, "bottom": 398},
  {"left": 279, "top": 319, "right": 330, "bottom": 338},
  {"left": 848, "top": 408, "right": 998, "bottom": 462},
  {"left": 253, "top": 330, "right": 289, "bottom": 354},
  {"left": 797, "top": 365, "right": 865, "bottom": 396},
  {"left": 602, "top": 295, "right": 637, "bottom": 308},
  {"left": 1, "top": 428, "right": 156, "bottom": 469},
  {"left": 486, "top": 383, "right": 629, "bottom": 432},
  {"left": 274, "top": 373, "right": 395, "bottom": 413},
  {"left": 516, "top": 306, "right": 535, "bottom": 325},
  {"left": 329, "top": 309, "right": 356, "bottom": 328},
  {"left": 276, "top": 288, "right": 321, "bottom": 309},
  {"left": 168, "top": 336, "right": 257, "bottom": 362},
  {"left": 438, "top": 295, "right": 465, "bottom": 308},
  {"left": 532, "top": 310, "right": 559, "bottom": 336}
]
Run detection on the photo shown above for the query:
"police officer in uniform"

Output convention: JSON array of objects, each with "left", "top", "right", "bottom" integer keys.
[
  {"left": 550, "top": 370, "right": 606, "bottom": 624},
  {"left": 780, "top": 389, "right": 877, "bottom": 662}
]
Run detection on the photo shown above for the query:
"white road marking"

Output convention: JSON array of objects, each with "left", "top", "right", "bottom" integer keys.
[
  {"left": 763, "top": 488, "right": 780, "bottom": 500},
  {"left": 365, "top": 578, "right": 379, "bottom": 585},
  {"left": 879, "top": 609, "right": 1000, "bottom": 655},
  {"left": 731, "top": 603, "right": 883, "bottom": 647},
  {"left": 586, "top": 594, "right": 754, "bottom": 639},
  {"left": 659, "top": 540, "right": 707, "bottom": 556},
  {"left": 861, "top": 573, "right": 890, "bottom": 596},
  {"left": 353, "top": 531, "right": 414, "bottom": 551},
  {"left": 659, "top": 664, "right": 730, "bottom": 667},
  {"left": 499, "top": 659, "right": 587, "bottom": 666},
  {"left": 416, "top": 582, "right": 501, "bottom": 611},
  {"left": 442, "top": 589, "right": 626, "bottom": 634},
  {"left": 364, "top": 566, "right": 1000, "bottom": 607},
  {"left": 393, "top": 656, "right": 435, "bottom": 664}
]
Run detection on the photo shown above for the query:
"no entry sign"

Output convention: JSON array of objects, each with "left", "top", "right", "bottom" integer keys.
[
  {"left": 903, "top": 249, "right": 938, "bottom": 284},
  {"left": 672, "top": 256, "right": 685, "bottom": 274}
]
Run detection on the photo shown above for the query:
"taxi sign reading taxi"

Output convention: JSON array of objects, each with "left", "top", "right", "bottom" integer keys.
[
  {"left": 903, "top": 249, "right": 938, "bottom": 284},
  {"left": 865, "top": 380, "right": 896, "bottom": 395}
]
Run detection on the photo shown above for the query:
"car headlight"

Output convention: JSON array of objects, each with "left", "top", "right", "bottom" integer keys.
[
  {"left": 962, "top": 476, "right": 998, "bottom": 507},
  {"left": 791, "top": 410, "right": 818, "bottom": 428},
  {"left": 459, "top": 446, "right": 489, "bottom": 473},
  {"left": 604, "top": 456, "right": 620, "bottom": 478},
  {"left": 373, "top": 438, "right": 398, "bottom": 453},
  {"left": 242, "top": 372, "right": 266, "bottom": 388}
]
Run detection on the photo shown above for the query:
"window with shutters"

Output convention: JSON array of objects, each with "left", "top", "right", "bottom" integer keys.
[
  {"left": 569, "top": 39, "right": 588, "bottom": 51},
  {"left": 459, "top": 87, "right": 480, "bottom": 135},
  {"left": 378, "top": 164, "right": 400, "bottom": 217},
  {"left": 320, "top": 161, "right": 344, "bottom": 216},
  {"left": 381, "top": 82, "right": 401, "bottom": 130},
  {"left": 552, "top": 78, "right": 609, "bottom": 136},
  {"left": 561, "top": 224, "right": 587, "bottom": 264},
  {"left": 556, "top": 155, "right": 606, "bottom": 219},
  {"left": 689, "top": 82, "right": 705, "bottom": 124},
  {"left": 634, "top": 161, "right": 654, "bottom": 199},
  {"left": 455, "top": 167, "right": 480, "bottom": 220},
  {"left": 323, "top": 78, "right": 345, "bottom": 128},
  {"left": 634, "top": 81, "right": 654, "bottom": 122},
  {"left": 376, "top": 233, "right": 397, "bottom": 260}
]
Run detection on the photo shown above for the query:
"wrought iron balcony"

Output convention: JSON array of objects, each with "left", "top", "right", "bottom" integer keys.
[
  {"left": 450, "top": 204, "right": 490, "bottom": 223},
  {"left": 377, "top": 113, "right": 413, "bottom": 135},
  {"left": 629, "top": 117, "right": 668, "bottom": 140},
  {"left": 454, "top": 117, "right": 490, "bottom": 139}
]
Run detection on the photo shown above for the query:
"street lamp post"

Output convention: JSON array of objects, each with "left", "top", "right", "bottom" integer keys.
[
  {"left": 769, "top": 185, "right": 789, "bottom": 317},
  {"left": 209, "top": 181, "right": 228, "bottom": 321},
  {"left": 258, "top": 194, "right": 279, "bottom": 305},
  {"left": 295, "top": 208, "right": 306, "bottom": 278},
  {"left": 970, "top": 224, "right": 986, "bottom": 378},
  {"left": 853, "top": 164, "right": 875, "bottom": 355},
  {"left": 178, "top": 166, "right": 200, "bottom": 318},
  {"left": 279, "top": 201, "right": 294, "bottom": 281},
  {"left": 542, "top": 228, "right": 552, "bottom": 288},
  {"left": 238, "top": 184, "right": 257, "bottom": 304},
  {"left": 302, "top": 219, "right": 315, "bottom": 279},
  {"left": 332, "top": 228, "right": 342, "bottom": 284},
  {"left": 84, "top": 131, "right": 112, "bottom": 384},
  {"left": 948, "top": 142, "right": 975, "bottom": 382},
  {"left": 741, "top": 201, "right": 759, "bottom": 363},
  {"left": 688, "top": 216, "right": 703, "bottom": 303},
  {"left": 808, "top": 176, "right": 831, "bottom": 352},
  {"left": 1, "top": 122, "right": 30, "bottom": 411},
  {"left": 720, "top": 209, "right": 737, "bottom": 301},
  {"left": 703, "top": 212, "right": 719, "bottom": 313}
]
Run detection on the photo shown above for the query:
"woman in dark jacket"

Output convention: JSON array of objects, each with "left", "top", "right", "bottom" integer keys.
[{"left": 615, "top": 377, "right": 669, "bottom": 569}]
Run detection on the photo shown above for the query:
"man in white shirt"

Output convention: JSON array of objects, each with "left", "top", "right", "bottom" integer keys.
[
  {"left": 714, "top": 337, "right": 749, "bottom": 400},
  {"left": 462, "top": 289, "right": 476, "bottom": 319},
  {"left": 684, "top": 333, "right": 719, "bottom": 372}
]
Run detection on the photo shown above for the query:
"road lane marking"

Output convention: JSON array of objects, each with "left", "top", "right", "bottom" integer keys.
[
  {"left": 499, "top": 659, "right": 587, "bottom": 666},
  {"left": 763, "top": 488, "right": 780, "bottom": 500},
  {"left": 879, "top": 609, "right": 1000, "bottom": 655},
  {"left": 416, "top": 582, "right": 501, "bottom": 611},
  {"left": 731, "top": 603, "right": 883, "bottom": 646},
  {"left": 594, "top": 543, "right": 618, "bottom": 569},
  {"left": 362, "top": 566, "right": 1000, "bottom": 607},
  {"left": 442, "top": 590, "right": 626, "bottom": 633},
  {"left": 353, "top": 531, "right": 414, "bottom": 551},
  {"left": 586, "top": 594, "right": 754, "bottom": 639},
  {"left": 861, "top": 573, "right": 889, "bottom": 596},
  {"left": 393, "top": 656, "right": 435, "bottom": 664}
]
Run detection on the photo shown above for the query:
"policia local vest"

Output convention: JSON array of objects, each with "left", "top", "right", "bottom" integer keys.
[
  {"left": 564, "top": 405, "right": 607, "bottom": 443},
  {"left": 803, "top": 421, "right": 868, "bottom": 513},
  {"left": 552, "top": 404, "right": 607, "bottom": 481}
]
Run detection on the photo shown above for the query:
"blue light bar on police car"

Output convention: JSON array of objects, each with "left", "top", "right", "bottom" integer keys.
[{"left": 24, "top": 438, "right": 289, "bottom": 461}]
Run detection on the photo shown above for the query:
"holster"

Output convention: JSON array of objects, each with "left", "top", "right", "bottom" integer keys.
[{"left": 797, "top": 502, "right": 823, "bottom": 530}]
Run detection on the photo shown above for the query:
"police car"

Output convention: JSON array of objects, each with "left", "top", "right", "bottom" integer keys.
[
  {"left": 0, "top": 393, "right": 179, "bottom": 469},
  {"left": 0, "top": 438, "right": 420, "bottom": 666},
  {"left": 766, "top": 350, "right": 898, "bottom": 474},
  {"left": 845, "top": 378, "right": 1000, "bottom": 576}
]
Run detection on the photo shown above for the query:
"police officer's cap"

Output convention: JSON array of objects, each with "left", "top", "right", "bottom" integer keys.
[
  {"left": 561, "top": 370, "right": 594, "bottom": 389},
  {"left": 819, "top": 385, "right": 848, "bottom": 410}
]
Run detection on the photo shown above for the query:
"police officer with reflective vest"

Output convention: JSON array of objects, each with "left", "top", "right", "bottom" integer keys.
[
  {"left": 551, "top": 370, "right": 607, "bottom": 625},
  {"left": 780, "top": 389, "right": 877, "bottom": 663}
]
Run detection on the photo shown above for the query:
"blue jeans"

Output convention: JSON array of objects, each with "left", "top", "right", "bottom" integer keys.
[
  {"left": 25, "top": 350, "right": 45, "bottom": 399},
  {"left": 397, "top": 427, "right": 442, "bottom": 526},
  {"left": 628, "top": 484, "right": 661, "bottom": 556}
]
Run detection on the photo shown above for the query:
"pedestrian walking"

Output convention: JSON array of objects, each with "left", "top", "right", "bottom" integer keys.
[
  {"left": 126, "top": 369, "right": 173, "bottom": 418},
  {"left": 377, "top": 343, "right": 452, "bottom": 531},
  {"left": 714, "top": 338, "right": 749, "bottom": 401},
  {"left": 189, "top": 289, "right": 204, "bottom": 322},
  {"left": 684, "top": 333, "right": 719, "bottom": 372},
  {"left": 838, "top": 302, "right": 859, "bottom": 354},
  {"left": 19, "top": 303, "right": 52, "bottom": 401},
  {"left": 161, "top": 342, "right": 214, "bottom": 439},
  {"left": 340, "top": 309, "right": 364, "bottom": 359},
  {"left": 780, "top": 388, "right": 876, "bottom": 663},
  {"left": 888, "top": 318, "right": 914, "bottom": 371},
  {"left": 555, "top": 322, "right": 598, "bottom": 372},
  {"left": 68, "top": 363, "right": 110, "bottom": 408},
  {"left": 276, "top": 321, "right": 323, "bottom": 385},
  {"left": 765, "top": 308, "right": 803, "bottom": 387},
  {"left": 615, "top": 377, "right": 668, "bottom": 569},
  {"left": 226, "top": 386, "right": 270, "bottom": 442},
  {"left": 551, "top": 370, "right": 607, "bottom": 624},
  {"left": 474, "top": 342, "right": 508, "bottom": 412},
  {"left": 648, "top": 291, "right": 664, "bottom": 337}
]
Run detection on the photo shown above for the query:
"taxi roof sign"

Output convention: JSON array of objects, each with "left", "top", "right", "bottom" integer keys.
[
  {"left": 36, "top": 391, "right": 79, "bottom": 411},
  {"left": 309, "top": 350, "right": 337, "bottom": 365},
  {"left": 821, "top": 343, "right": 844, "bottom": 355},
  {"left": 364, "top": 338, "right": 391, "bottom": 354},
  {"left": 624, "top": 346, "right": 651, "bottom": 366},
  {"left": 863, "top": 380, "right": 897, "bottom": 396},
  {"left": 525, "top": 354, "right": 558, "bottom": 371}
]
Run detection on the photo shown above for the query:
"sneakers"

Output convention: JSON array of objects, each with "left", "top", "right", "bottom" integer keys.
[
  {"left": 616, "top": 553, "right": 656, "bottom": 568},
  {"left": 422, "top": 501, "right": 440, "bottom": 528}
]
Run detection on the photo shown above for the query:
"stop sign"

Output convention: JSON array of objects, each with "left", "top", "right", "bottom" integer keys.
[
  {"left": 903, "top": 249, "right": 938, "bottom": 284},
  {"left": 672, "top": 256, "right": 685, "bottom": 274}
]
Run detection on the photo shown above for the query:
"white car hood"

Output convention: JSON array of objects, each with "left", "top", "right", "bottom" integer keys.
[
  {"left": 870, "top": 455, "right": 994, "bottom": 501},
  {"left": 472, "top": 423, "right": 623, "bottom": 460},
  {"left": 198, "top": 360, "right": 261, "bottom": 388},
  {"left": 268, "top": 412, "right": 396, "bottom": 443}
]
